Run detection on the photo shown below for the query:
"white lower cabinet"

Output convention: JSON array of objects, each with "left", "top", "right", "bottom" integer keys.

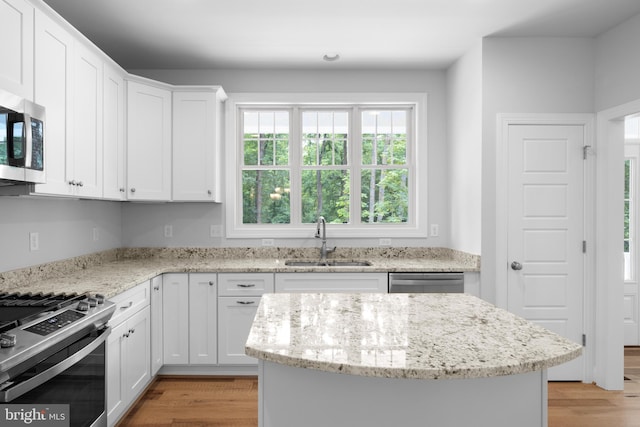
[
  {"left": 218, "top": 273, "right": 274, "bottom": 365},
  {"left": 163, "top": 273, "right": 217, "bottom": 365},
  {"left": 150, "top": 275, "right": 163, "bottom": 376},
  {"left": 275, "top": 272, "right": 388, "bottom": 293},
  {"left": 107, "top": 281, "right": 151, "bottom": 427}
]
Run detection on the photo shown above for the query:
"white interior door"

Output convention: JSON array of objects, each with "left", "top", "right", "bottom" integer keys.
[{"left": 507, "top": 124, "right": 585, "bottom": 381}]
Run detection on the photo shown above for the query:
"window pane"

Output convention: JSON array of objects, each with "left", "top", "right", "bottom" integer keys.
[
  {"left": 243, "top": 111, "right": 289, "bottom": 166},
  {"left": 625, "top": 158, "right": 633, "bottom": 281},
  {"left": 361, "top": 169, "right": 409, "bottom": 223},
  {"left": 361, "top": 110, "right": 407, "bottom": 166},
  {"left": 626, "top": 116, "right": 640, "bottom": 140},
  {"left": 302, "top": 111, "right": 348, "bottom": 166},
  {"left": 625, "top": 159, "right": 631, "bottom": 199},
  {"left": 242, "top": 170, "right": 290, "bottom": 224},
  {"left": 301, "top": 169, "right": 350, "bottom": 224}
]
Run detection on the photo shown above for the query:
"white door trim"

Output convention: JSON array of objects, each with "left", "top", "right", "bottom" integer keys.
[
  {"left": 496, "top": 113, "right": 595, "bottom": 384},
  {"left": 594, "top": 98, "right": 640, "bottom": 390}
]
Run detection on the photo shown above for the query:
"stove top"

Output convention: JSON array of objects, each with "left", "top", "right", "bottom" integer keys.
[
  {"left": 0, "top": 291, "right": 115, "bottom": 383},
  {"left": 0, "top": 292, "right": 86, "bottom": 333}
]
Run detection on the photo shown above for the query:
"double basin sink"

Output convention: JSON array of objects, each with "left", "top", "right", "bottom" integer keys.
[{"left": 284, "top": 260, "right": 372, "bottom": 267}]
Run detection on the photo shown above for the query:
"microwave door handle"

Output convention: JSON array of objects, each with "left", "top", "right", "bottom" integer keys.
[
  {"left": 0, "top": 328, "right": 110, "bottom": 403},
  {"left": 24, "top": 114, "right": 32, "bottom": 169}
]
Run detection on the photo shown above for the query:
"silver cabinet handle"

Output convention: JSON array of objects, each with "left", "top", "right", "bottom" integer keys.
[
  {"left": 68, "top": 180, "right": 76, "bottom": 186},
  {"left": 119, "top": 188, "right": 125, "bottom": 193},
  {"left": 511, "top": 261, "right": 523, "bottom": 271},
  {"left": 237, "top": 283, "right": 256, "bottom": 288},
  {"left": 77, "top": 181, "right": 83, "bottom": 187},
  {"left": 209, "top": 281, "right": 215, "bottom": 286},
  {"left": 207, "top": 190, "right": 212, "bottom": 195},
  {"left": 236, "top": 301, "right": 256, "bottom": 305},
  {"left": 130, "top": 188, "right": 136, "bottom": 193}
]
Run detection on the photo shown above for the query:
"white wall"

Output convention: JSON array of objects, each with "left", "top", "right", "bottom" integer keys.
[
  {"left": 480, "top": 37, "right": 595, "bottom": 302},
  {"left": 595, "top": 13, "right": 640, "bottom": 112},
  {"left": 0, "top": 198, "right": 122, "bottom": 272},
  {"left": 124, "top": 69, "right": 451, "bottom": 249},
  {"left": 446, "top": 41, "right": 482, "bottom": 256}
]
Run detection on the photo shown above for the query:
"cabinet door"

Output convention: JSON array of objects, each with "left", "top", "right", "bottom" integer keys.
[
  {"left": 172, "top": 91, "right": 217, "bottom": 201},
  {"left": 126, "top": 80, "right": 172, "bottom": 201},
  {"left": 162, "top": 273, "right": 189, "bottom": 364},
  {"left": 0, "top": 0, "right": 33, "bottom": 99},
  {"left": 72, "top": 43, "right": 103, "bottom": 198},
  {"left": 218, "top": 296, "right": 260, "bottom": 365},
  {"left": 103, "top": 63, "right": 126, "bottom": 200},
  {"left": 33, "top": 10, "right": 74, "bottom": 196},
  {"left": 275, "top": 273, "right": 388, "bottom": 293},
  {"left": 150, "top": 275, "right": 163, "bottom": 376},
  {"left": 189, "top": 273, "right": 217, "bottom": 364},
  {"left": 123, "top": 306, "right": 151, "bottom": 401},
  {"left": 106, "top": 321, "right": 126, "bottom": 425}
]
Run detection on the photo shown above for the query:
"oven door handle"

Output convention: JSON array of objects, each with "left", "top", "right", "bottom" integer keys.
[{"left": 0, "top": 327, "right": 110, "bottom": 403}]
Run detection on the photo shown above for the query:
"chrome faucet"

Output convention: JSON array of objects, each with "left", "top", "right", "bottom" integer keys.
[{"left": 315, "top": 216, "right": 336, "bottom": 263}]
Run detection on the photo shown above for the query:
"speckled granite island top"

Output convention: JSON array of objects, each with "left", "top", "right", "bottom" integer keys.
[{"left": 245, "top": 292, "right": 582, "bottom": 380}]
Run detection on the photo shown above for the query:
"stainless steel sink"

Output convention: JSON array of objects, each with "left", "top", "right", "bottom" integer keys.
[{"left": 284, "top": 260, "right": 372, "bottom": 267}]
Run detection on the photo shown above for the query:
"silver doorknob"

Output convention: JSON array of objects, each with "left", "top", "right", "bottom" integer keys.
[{"left": 511, "top": 261, "right": 523, "bottom": 271}]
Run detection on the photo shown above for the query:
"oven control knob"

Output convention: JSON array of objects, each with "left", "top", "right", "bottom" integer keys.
[
  {"left": 77, "top": 301, "right": 90, "bottom": 312},
  {"left": 95, "top": 294, "right": 105, "bottom": 305},
  {"left": 0, "top": 333, "right": 16, "bottom": 348},
  {"left": 87, "top": 297, "right": 98, "bottom": 308}
]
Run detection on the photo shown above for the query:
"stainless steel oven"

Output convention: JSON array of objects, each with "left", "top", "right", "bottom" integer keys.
[{"left": 0, "top": 293, "right": 115, "bottom": 427}]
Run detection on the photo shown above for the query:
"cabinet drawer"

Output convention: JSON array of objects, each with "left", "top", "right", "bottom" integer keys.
[
  {"left": 108, "top": 280, "right": 150, "bottom": 326},
  {"left": 218, "top": 273, "right": 274, "bottom": 296}
]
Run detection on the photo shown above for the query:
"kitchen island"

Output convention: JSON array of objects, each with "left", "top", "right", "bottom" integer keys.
[{"left": 245, "top": 293, "right": 582, "bottom": 427}]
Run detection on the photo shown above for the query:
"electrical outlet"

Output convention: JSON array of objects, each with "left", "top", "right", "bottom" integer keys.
[
  {"left": 210, "top": 225, "right": 222, "bottom": 237},
  {"left": 93, "top": 227, "right": 99, "bottom": 241},
  {"left": 379, "top": 238, "right": 392, "bottom": 246},
  {"left": 164, "top": 225, "right": 173, "bottom": 238},
  {"left": 430, "top": 224, "right": 440, "bottom": 237},
  {"left": 29, "top": 232, "right": 39, "bottom": 251},
  {"left": 262, "top": 239, "right": 274, "bottom": 246}
]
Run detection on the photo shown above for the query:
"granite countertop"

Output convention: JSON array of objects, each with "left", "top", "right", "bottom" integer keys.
[
  {"left": 245, "top": 293, "right": 582, "bottom": 380},
  {"left": 0, "top": 247, "right": 480, "bottom": 298}
]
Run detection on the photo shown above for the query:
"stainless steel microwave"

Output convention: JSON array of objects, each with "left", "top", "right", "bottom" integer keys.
[{"left": 0, "top": 88, "right": 45, "bottom": 185}]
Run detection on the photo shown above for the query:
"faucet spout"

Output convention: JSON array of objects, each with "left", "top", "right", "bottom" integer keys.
[{"left": 315, "top": 216, "right": 335, "bottom": 263}]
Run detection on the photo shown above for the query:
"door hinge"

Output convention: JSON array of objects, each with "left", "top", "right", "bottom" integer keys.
[
  {"left": 583, "top": 145, "right": 592, "bottom": 160},
  {"left": 582, "top": 241, "right": 587, "bottom": 253},
  {"left": 582, "top": 334, "right": 586, "bottom": 346}
]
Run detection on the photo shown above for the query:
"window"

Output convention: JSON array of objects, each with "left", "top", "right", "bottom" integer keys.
[
  {"left": 625, "top": 115, "right": 640, "bottom": 281},
  {"left": 226, "top": 93, "right": 427, "bottom": 238}
]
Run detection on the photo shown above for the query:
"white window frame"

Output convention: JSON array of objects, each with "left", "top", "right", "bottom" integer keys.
[{"left": 224, "top": 92, "right": 428, "bottom": 239}]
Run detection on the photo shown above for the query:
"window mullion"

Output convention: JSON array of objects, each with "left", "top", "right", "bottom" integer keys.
[
  {"left": 351, "top": 106, "right": 362, "bottom": 226},
  {"left": 290, "top": 107, "right": 302, "bottom": 225}
]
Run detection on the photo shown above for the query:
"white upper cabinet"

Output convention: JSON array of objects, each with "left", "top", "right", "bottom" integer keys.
[
  {"left": 0, "top": 0, "right": 33, "bottom": 99},
  {"left": 32, "top": 9, "right": 74, "bottom": 196},
  {"left": 33, "top": 10, "right": 105, "bottom": 198},
  {"left": 18, "top": 3, "right": 228, "bottom": 202},
  {"left": 172, "top": 88, "right": 226, "bottom": 202},
  {"left": 103, "top": 63, "right": 126, "bottom": 200},
  {"left": 71, "top": 43, "right": 103, "bottom": 198},
  {"left": 126, "top": 79, "right": 172, "bottom": 201}
]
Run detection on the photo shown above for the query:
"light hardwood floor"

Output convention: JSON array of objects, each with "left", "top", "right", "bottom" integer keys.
[{"left": 118, "top": 348, "right": 640, "bottom": 427}]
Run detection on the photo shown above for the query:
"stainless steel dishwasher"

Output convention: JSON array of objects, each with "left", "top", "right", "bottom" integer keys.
[{"left": 388, "top": 272, "right": 464, "bottom": 293}]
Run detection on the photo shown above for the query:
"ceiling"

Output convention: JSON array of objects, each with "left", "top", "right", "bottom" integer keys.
[{"left": 42, "top": 0, "right": 640, "bottom": 70}]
